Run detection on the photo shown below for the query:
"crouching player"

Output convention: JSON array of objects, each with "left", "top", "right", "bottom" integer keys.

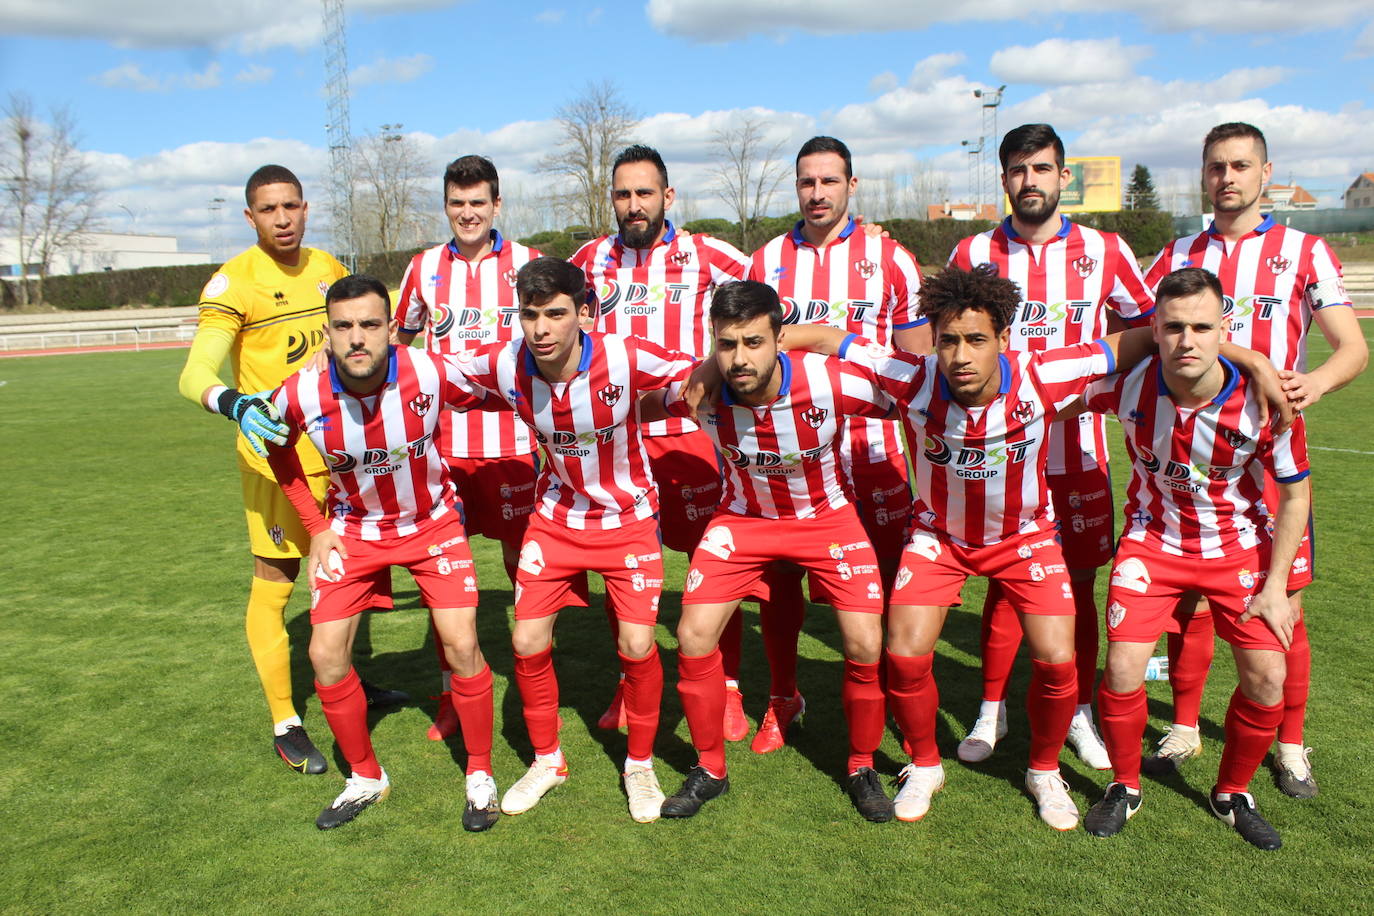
[
  {"left": 449, "top": 257, "right": 697, "bottom": 823},
  {"left": 660, "top": 281, "right": 894, "bottom": 822},
  {"left": 1078, "top": 267, "right": 1308, "bottom": 850},
  {"left": 263, "top": 274, "right": 506, "bottom": 830}
]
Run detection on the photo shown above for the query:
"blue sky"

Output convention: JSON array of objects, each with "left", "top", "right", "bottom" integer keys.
[{"left": 2, "top": 0, "right": 1372, "bottom": 255}]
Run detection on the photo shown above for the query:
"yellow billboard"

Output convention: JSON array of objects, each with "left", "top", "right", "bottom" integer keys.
[{"left": 1004, "top": 156, "right": 1121, "bottom": 213}]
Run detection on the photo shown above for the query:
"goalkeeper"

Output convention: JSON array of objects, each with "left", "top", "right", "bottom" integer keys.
[{"left": 178, "top": 164, "right": 403, "bottom": 776}]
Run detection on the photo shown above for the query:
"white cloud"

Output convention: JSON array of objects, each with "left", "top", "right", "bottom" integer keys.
[
  {"left": 646, "top": 0, "right": 1363, "bottom": 42},
  {"left": 990, "top": 38, "right": 1150, "bottom": 86},
  {"left": 350, "top": 53, "right": 434, "bottom": 88},
  {"left": 91, "top": 61, "right": 223, "bottom": 92},
  {"left": 535, "top": 9, "right": 565, "bottom": 25},
  {"left": 1351, "top": 21, "right": 1374, "bottom": 58},
  {"left": 908, "top": 53, "right": 965, "bottom": 89},
  {"left": 234, "top": 64, "right": 274, "bottom": 84}
]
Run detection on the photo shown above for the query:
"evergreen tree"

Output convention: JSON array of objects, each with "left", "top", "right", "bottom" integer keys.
[{"left": 1126, "top": 163, "right": 1160, "bottom": 210}]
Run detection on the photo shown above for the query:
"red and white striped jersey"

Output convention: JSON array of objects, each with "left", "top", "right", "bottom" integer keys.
[
  {"left": 841, "top": 336, "right": 1114, "bottom": 547},
  {"left": 450, "top": 331, "right": 695, "bottom": 530},
  {"left": 950, "top": 216, "right": 1155, "bottom": 476},
  {"left": 396, "top": 232, "right": 541, "bottom": 460},
  {"left": 1144, "top": 216, "right": 1351, "bottom": 374},
  {"left": 750, "top": 217, "right": 925, "bottom": 464},
  {"left": 666, "top": 351, "right": 892, "bottom": 519},
  {"left": 268, "top": 347, "right": 498, "bottom": 541},
  {"left": 571, "top": 221, "right": 749, "bottom": 437},
  {"left": 1083, "top": 356, "right": 1309, "bottom": 557}
]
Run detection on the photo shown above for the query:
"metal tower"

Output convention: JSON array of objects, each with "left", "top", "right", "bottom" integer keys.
[
  {"left": 961, "top": 138, "right": 983, "bottom": 208},
  {"left": 974, "top": 85, "right": 1006, "bottom": 217},
  {"left": 322, "top": 0, "right": 355, "bottom": 270}
]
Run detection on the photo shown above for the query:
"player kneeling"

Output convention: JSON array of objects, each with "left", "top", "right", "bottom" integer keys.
[
  {"left": 1075, "top": 268, "right": 1306, "bottom": 850},
  {"left": 263, "top": 275, "right": 507, "bottom": 830}
]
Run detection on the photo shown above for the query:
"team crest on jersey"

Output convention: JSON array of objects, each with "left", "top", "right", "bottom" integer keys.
[
  {"left": 1222, "top": 428, "right": 1249, "bottom": 448},
  {"left": 801, "top": 406, "right": 828, "bottom": 429},
  {"left": 408, "top": 393, "right": 433, "bottom": 417},
  {"left": 1110, "top": 557, "right": 1151, "bottom": 594},
  {"left": 1013, "top": 400, "right": 1034, "bottom": 423},
  {"left": 269, "top": 525, "right": 285, "bottom": 547},
  {"left": 1071, "top": 256, "right": 1097, "bottom": 279},
  {"left": 1266, "top": 255, "right": 1291, "bottom": 276},
  {"left": 669, "top": 250, "right": 693, "bottom": 266},
  {"left": 854, "top": 258, "right": 877, "bottom": 280},
  {"left": 598, "top": 383, "right": 624, "bottom": 406},
  {"left": 504, "top": 268, "right": 519, "bottom": 287},
  {"left": 1107, "top": 601, "right": 1126, "bottom": 628}
]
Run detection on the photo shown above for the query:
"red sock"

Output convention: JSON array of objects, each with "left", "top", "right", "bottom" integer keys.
[
  {"left": 449, "top": 665, "right": 494, "bottom": 775},
  {"left": 843, "top": 660, "right": 885, "bottom": 773},
  {"left": 677, "top": 649, "right": 727, "bottom": 777},
  {"left": 621, "top": 646, "right": 663, "bottom": 762},
  {"left": 1217, "top": 688, "right": 1284, "bottom": 794},
  {"left": 1166, "top": 609, "right": 1214, "bottom": 728},
  {"left": 1278, "top": 616, "right": 1310, "bottom": 745},
  {"left": 1071, "top": 578, "right": 1099, "bottom": 705},
  {"left": 1098, "top": 684, "right": 1148, "bottom": 790},
  {"left": 759, "top": 566, "right": 805, "bottom": 697},
  {"left": 885, "top": 652, "right": 939, "bottom": 766},
  {"left": 513, "top": 646, "right": 561, "bottom": 756},
  {"left": 1027, "top": 657, "right": 1077, "bottom": 771},
  {"left": 316, "top": 667, "right": 381, "bottom": 780},
  {"left": 720, "top": 609, "right": 744, "bottom": 684},
  {"left": 980, "top": 581, "right": 1022, "bottom": 703}
]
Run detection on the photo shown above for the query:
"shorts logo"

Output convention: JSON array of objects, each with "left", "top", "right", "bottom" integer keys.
[
  {"left": 894, "top": 566, "right": 912, "bottom": 590},
  {"left": 409, "top": 393, "right": 433, "bottom": 417},
  {"left": 908, "top": 531, "right": 942, "bottom": 562},
  {"left": 632, "top": 572, "right": 646, "bottom": 592},
  {"left": 625, "top": 553, "right": 639, "bottom": 569},
  {"left": 1071, "top": 255, "right": 1097, "bottom": 279},
  {"left": 1013, "top": 401, "right": 1034, "bottom": 424},
  {"left": 1071, "top": 515, "right": 1086, "bottom": 533},
  {"left": 866, "top": 582, "right": 881, "bottom": 600},
  {"left": 700, "top": 525, "right": 736, "bottom": 560},
  {"left": 685, "top": 568, "right": 704, "bottom": 593},
  {"left": 1017, "top": 543, "right": 1033, "bottom": 559},
  {"left": 801, "top": 406, "right": 828, "bottom": 429},
  {"left": 1110, "top": 556, "right": 1151, "bottom": 594},
  {"left": 1067, "top": 490, "right": 1083, "bottom": 509},
  {"left": 464, "top": 575, "right": 476, "bottom": 589},
  {"left": 1106, "top": 600, "right": 1126, "bottom": 628},
  {"left": 669, "top": 250, "right": 693, "bottom": 267},
  {"left": 837, "top": 562, "right": 852, "bottom": 580},
  {"left": 504, "top": 268, "right": 519, "bottom": 287},
  {"left": 1266, "top": 255, "right": 1291, "bottom": 276},
  {"left": 1238, "top": 568, "right": 1255, "bottom": 589},
  {"left": 598, "top": 384, "right": 623, "bottom": 406},
  {"left": 514, "top": 583, "right": 523, "bottom": 604},
  {"left": 1028, "top": 562, "right": 1046, "bottom": 582},
  {"left": 1061, "top": 582, "right": 1072, "bottom": 600},
  {"left": 624, "top": 551, "right": 660, "bottom": 569},
  {"left": 269, "top": 525, "right": 285, "bottom": 547},
  {"left": 1222, "top": 428, "right": 1249, "bottom": 448},
  {"left": 1292, "top": 556, "right": 1309, "bottom": 575},
  {"left": 854, "top": 258, "right": 877, "bottom": 280},
  {"left": 829, "top": 542, "right": 844, "bottom": 560},
  {"left": 517, "top": 540, "right": 546, "bottom": 576}
]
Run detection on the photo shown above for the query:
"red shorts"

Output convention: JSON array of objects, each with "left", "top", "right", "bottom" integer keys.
[
  {"left": 845, "top": 449, "right": 912, "bottom": 565},
  {"left": 1049, "top": 467, "right": 1114, "bottom": 570},
  {"left": 309, "top": 512, "right": 478, "bottom": 624},
  {"left": 447, "top": 454, "right": 538, "bottom": 550},
  {"left": 684, "top": 508, "right": 885, "bottom": 614},
  {"left": 646, "top": 430, "right": 723, "bottom": 554},
  {"left": 891, "top": 527, "right": 1073, "bottom": 617},
  {"left": 514, "top": 513, "right": 663, "bottom": 625},
  {"left": 1263, "top": 472, "right": 1315, "bottom": 591},
  {"left": 1106, "top": 540, "right": 1284, "bottom": 652}
]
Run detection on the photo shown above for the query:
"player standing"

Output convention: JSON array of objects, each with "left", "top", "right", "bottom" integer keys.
[
  {"left": 1141, "top": 123, "right": 1367, "bottom": 794},
  {"left": 947, "top": 124, "right": 1155, "bottom": 770},
  {"left": 449, "top": 257, "right": 696, "bottom": 823},
  {"left": 395, "top": 155, "right": 541, "bottom": 740},
  {"left": 659, "top": 281, "right": 893, "bottom": 822},
  {"left": 263, "top": 274, "right": 503, "bottom": 830},
  {"left": 746, "top": 136, "right": 927, "bottom": 753},
  {"left": 177, "top": 165, "right": 402, "bottom": 776},
  {"left": 1078, "top": 267, "right": 1309, "bottom": 850}
]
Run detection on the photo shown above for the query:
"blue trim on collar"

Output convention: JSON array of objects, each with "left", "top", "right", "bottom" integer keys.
[
  {"left": 329, "top": 345, "right": 398, "bottom": 393},
  {"left": 522, "top": 331, "right": 594, "bottom": 376},
  {"left": 615, "top": 220, "right": 676, "bottom": 249},
  {"left": 1002, "top": 215, "right": 1071, "bottom": 242},
  {"left": 789, "top": 216, "right": 856, "bottom": 245},
  {"left": 446, "top": 229, "right": 504, "bottom": 260},
  {"left": 1154, "top": 354, "right": 1237, "bottom": 406},
  {"left": 937, "top": 352, "right": 1010, "bottom": 401},
  {"left": 722, "top": 352, "right": 792, "bottom": 406},
  {"left": 1206, "top": 213, "right": 1275, "bottom": 237}
]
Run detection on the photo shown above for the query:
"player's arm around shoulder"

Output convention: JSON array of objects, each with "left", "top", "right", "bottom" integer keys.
[{"left": 1284, "top": 296, "right": 1368, "bottom": 410}]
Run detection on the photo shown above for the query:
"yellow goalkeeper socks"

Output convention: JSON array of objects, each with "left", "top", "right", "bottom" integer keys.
[{"left": 246, "top": 577, "right": 297, "bottom": 727}]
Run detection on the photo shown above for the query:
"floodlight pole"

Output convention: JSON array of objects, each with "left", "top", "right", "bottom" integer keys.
[
  {"left": 323, "top": 0, "right": 356, "bottom": 271},
  {"left": 974, "top": 85, "right": 1006, "bottom": 217}
]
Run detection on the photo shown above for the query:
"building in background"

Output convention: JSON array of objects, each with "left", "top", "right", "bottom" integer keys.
[
  {"left": 1, "top": 231, "right": 209, "bottom": 280},
  {"left": 1344, "top": 173, "right": 1374, "bottom": 210},
  {"left": 1261, "top": 184, "right": 1318, "bottom": 213},
  {"left": 928, "top": 201, "right": 999, "bottom": 221}
]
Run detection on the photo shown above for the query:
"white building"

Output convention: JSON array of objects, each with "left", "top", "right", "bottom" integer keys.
[{"left": 1, "top": 231, "right": 210, "bottom": 279}]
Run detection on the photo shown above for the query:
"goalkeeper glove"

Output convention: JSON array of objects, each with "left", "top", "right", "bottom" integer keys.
[{"left": 216, "top": 388, "right": 289, "bottom": 457}]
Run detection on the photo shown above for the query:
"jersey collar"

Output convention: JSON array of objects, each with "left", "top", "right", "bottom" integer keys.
[
  {"left": 1205, "top": 214, "right": 1274, "bottom": 237},
  {"left": 328, "top": 345, "right": 399, "bottom": 394},
  {"left": 1155, "top": 354, "right": 1239, "bottom": 406},
  {"left": 721, "top": 351, "right": 793, "bottom": 406},
  {"left": 522, "top": 330, "right": 594, "bottom": 377},
  {"left": 790, "top": 216, "right": 857, "bottom": 247},
  {"left": 446, "top": 229, "right": 504, "bottom": 260},
  {"left": 615, "top": 220, "right": 677, "bottom": 250},
  {"left": 936, "top": 353, "right": 1011, "bottom": 402},
  {"left": 1002, "top": 215, "right": 1071, "bottom": 243}
]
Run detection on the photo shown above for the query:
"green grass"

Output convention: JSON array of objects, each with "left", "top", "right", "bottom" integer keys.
[{"left": 1, "top": 337, "right": 1372, "bottom": 914}]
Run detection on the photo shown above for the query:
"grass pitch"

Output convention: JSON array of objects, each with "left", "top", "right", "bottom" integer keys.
[{"left": 1, "top": 337, "right": 1372, "bottom": 914}]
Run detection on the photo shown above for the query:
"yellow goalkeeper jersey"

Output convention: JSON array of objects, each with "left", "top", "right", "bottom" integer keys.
[{"left": 187, "top": 244, "right": 348, "bottom": 475}]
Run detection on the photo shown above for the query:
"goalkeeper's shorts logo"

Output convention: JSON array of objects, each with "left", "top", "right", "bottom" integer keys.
[{"left": 269, "top": 525, "right": 285, "bottom": 547}]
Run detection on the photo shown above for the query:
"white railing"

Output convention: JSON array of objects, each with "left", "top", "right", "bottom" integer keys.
[{"left": 0, "top": 323, "right": 197, "bottom": 352}]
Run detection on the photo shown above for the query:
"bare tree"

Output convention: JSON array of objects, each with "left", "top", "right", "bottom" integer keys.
[
  {"left": 1, "top": 93, "right": 101, "bottom": 307},
  {"left": 709, "top": 115, "right": 788, "bottom": 252},
  {"left": 351, "top": 123, "right": 432, "bottom": 255},
  {"left": 539, "top": 81, "right": 638, "bottom": 235},
  {"left": 853, "top": 163, "right": 951, "bottom": 221}
]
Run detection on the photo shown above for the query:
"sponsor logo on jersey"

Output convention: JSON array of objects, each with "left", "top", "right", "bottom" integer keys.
[
  {"left": 1110, "top": 556, "right": 1151, "bottom": 593},
  {"left": 1016, "top": 300, "right": 1093, "bottom": 337},
  {"left": 1222, "top": 294, "right": 1282, "bottom": 322},
  {"left": 273, "top": 290, "right": 288, "bottom": 307},
  {"left": 546, "top": 427, "right": 618, "bottom": 456},
  {"left": 1071, "top": 255, "right": 1098, "bottom": 278},
  {"left": 801, "top": 405, "right": 828, "bottom": 429},
  {"left": 596, "top": 278, "right": 693, "bottom": 317},
  {"left": 854, "top": 258, "right": 877, "bottom": 279},
  {"left": 700, "top": 525, "right": 736, "bottom": 560},
  {"left": 923, "top": 434, "right": 1036, "bottom": 479},
  {"left": 408, "top": 393, "right": 433, "bottom": 417},
  {"left": 721, "top": 443, "right": 827, "bottom": 472},
  {"left": 518, "top": 540, "right": 546, "bottom": 576},
  {"left": 780, "top": 296, "right": 876, "bottom": 327},
  {"left": 1106, "top": 600, "right": 1126, "bottom": 628},
  {"left": 286, "top": 328, "right": 326, "bottom": 364},
  {"left": 598, "top": 383, "right": 623, "bottom": 406},
  {"left": 1265, "top": 255, "right": 1291, "bottom": 275},
  {"left": 328, "top": 434, "right": 434, "bottom": 475}
]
